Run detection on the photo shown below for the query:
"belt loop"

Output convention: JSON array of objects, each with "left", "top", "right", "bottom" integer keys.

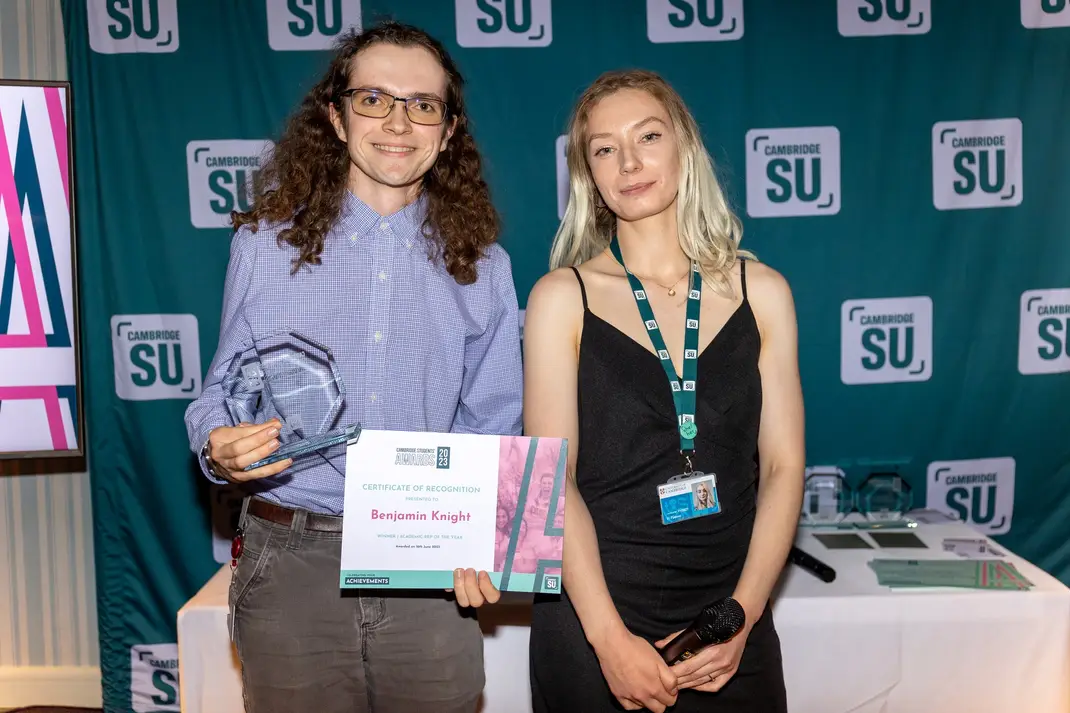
[
  {"left": 286, "top": 508, "right": 307, "bottom": 550},
  {"left": 237, "top": 494, "right": 252, "bottom": 530}
]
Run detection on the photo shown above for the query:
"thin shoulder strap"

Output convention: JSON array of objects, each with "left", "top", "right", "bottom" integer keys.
[
  {"left": 739, "top": 258, "right": 748, "bottom": 302},
  {"left": 570, "top": 266, "right": 589, "bottom": 311}
]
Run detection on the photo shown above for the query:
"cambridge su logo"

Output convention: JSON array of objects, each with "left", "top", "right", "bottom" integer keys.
[
  {"left": 87, "top": 0, "right": 179, "bottom": 54},
  {"left": 932, "top": 119, "right": 1023, "bottom": 211},
  {"left": 745, "top": 127, "right": 840, "bottom": 218},
  {"left": 1018, "top": 288, "right": 1070, "bottom": 375},
  {"left": 837, "top": 0, "right": 931, "bottom": 36},
  {"left": 927, "top": 458, "right": 1015, "bottom": 535},
  {"left": 455, "top": 0, "right": 552, "bottom": 47},
  {"left": 186, "top": 140, "right": 274, "bottom": 229},
  {"left": 646, "top": 0, "right": 744, "bottom": 43},
  {"left": 1021, "top": 0, "right": 1070, "bottom": 28},
  {"left": 130, "top": 644, "right": 180, "bottom": 712},
  {"left": 111, "top": 315, "right": 202, "bottom": 401},
  {"left": 267, "top": 0, "right": 362, "bottom": 51},
  {"left": 840, "top": 297, "right": 932, "bottom": 385}
]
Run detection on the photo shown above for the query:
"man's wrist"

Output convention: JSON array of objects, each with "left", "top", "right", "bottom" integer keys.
[{"left": 200, "top": 436, "right": 232, "bottom": 483}]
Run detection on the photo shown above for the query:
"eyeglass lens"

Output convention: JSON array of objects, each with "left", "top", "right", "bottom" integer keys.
[{"left": 347, "top": 89, "right": 446, "bottom": 125}]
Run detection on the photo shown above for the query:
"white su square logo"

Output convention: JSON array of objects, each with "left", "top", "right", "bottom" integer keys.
[
  {"left": 130, "top": 644, "right": 180, "bottom": 712},
  {"left": 111, "top": 314, "right": 202, "bottom": 400},
  {"left": 837, "top": 0, "right": 931, "bottom": 36},
  {"left": 266, "top": 0, "right": 362, "bottom": 51},
  {"left": 186, "top": 140, "right": 274, "bottom": 229},
  {"left": 1021, "top": 0, "right": 1070, "bottom": 28},
  {"left": 840, "top": 296, "right": 932, "bottom": 385},
  {"left": 927, "top": 458, "right": 1016, "bottom": 536},
  {"left": 646, "top": 0, "right": 744, "bottom": 43},
  {"left": 87, "top": 0, "right": 179, "bottom": 54},
  {"left": 1018, "top": 288, "right": 1070, "bottom": 375},
  {"left": 931, "top": 119, "right": 1023, "bottom": 211},
  {"left": 455, "top": 0, "right": 552, "bottom": 47},
  {"left": 745, "top": 127, "right": 840, "bottom": 218}
]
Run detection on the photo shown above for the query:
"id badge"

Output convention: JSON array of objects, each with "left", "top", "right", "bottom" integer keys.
[{"left": 658, "top": 472, "right": 720, "bottom": 525}]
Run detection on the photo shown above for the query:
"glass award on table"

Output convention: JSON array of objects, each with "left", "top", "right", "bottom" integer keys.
[
  {"left": 800, "top": 468, "right": 853, "bottom": 526},
  {"left": 222, "top": 330, "right": 361, "bottom": 471},
  {"left": 856, "top": 473, "right": 914, "bottom": 527}
]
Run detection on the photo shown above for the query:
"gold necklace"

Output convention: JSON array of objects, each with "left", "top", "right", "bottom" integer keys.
[
  {"left": 647, "top": 268, "right": 690, "bottom": 296},
  {"left": 605, "top": 248, "right": 690, "bottom": 296}
]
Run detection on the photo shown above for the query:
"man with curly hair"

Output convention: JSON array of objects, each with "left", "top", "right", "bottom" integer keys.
[{"left": 184, "top": 21, "right": 519, "bottom": 713}]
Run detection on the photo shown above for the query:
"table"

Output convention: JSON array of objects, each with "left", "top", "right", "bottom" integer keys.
[{"left": 177, "top": 521, "right": 1070, "bottom": 713}]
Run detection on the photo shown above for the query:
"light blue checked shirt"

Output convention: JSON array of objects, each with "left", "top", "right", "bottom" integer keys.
[{"left": 184, "top": 191, "right": 524, "bottom": 515}]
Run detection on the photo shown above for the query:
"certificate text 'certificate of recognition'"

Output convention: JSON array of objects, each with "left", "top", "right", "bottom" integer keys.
[{"left": 339, "top": 430, "right": 567, "bottom": 594}]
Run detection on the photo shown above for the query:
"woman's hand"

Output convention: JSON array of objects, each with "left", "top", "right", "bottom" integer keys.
[
  {"left": 654, "top": 626, "right": 750, "bottom": 693},
  {"left": 594, "top": 628, "right": 679, "bottom": 712}
]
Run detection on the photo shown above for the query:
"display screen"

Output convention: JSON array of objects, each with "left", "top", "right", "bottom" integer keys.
[{"left": 0, "top": 80, "right": 83, "bottom": 459}]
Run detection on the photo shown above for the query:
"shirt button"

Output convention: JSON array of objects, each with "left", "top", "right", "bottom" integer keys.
[
  {"left": 370, "top": 393, "right": 378, "bottom": 402},
  {"left": 405, "top": 241, "right": 412, "bottom": 249},
  {"left": 378, "top": 271, "right": 387, "bottom": 281},
  {"left": 380, "top": 222, "right": 389, "bottom": 231},
  {"left": 374, "top": 331, "right": 383, "bottom": 342}
]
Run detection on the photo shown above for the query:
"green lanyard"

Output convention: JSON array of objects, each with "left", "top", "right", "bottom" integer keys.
[{"left": 609, "top": 236, "right": 701, "bottom": 467}]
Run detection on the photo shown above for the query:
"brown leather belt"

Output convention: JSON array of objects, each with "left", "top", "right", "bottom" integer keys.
[{"left": 247, "top": 497, "right": 344, "bottom": 533}]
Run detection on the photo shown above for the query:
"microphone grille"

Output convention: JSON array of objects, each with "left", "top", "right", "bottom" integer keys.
[{"left": 694, "top": 597, "right": 747, "bottom": 644}]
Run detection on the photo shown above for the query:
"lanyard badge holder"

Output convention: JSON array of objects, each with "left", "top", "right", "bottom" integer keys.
[{"left": 609, "top": 237, "right": 722, "bottom": 526}]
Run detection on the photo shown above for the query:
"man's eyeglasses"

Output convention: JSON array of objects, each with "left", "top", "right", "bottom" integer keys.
[{"left": 338, "top": 88, "right": 449, "bottom": 126}]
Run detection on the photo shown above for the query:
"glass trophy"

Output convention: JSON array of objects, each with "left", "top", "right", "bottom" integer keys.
[
  {"left": 800, "top": 469, "right": 853, "bottom": 526},
  {"left": 222, "top": 330, "right": 361, "bottom": 471},
  {"left": 856, "top": 473, "right": 913, "bottom": 526}
]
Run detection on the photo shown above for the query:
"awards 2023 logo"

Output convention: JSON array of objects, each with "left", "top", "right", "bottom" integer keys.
[{"left": 394, "top": 446, "right": 452, "bottom": 470}]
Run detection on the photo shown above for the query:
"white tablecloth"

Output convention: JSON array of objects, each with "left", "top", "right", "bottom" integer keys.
[{"left": 178, "top": 521, "right": 1070, "bottom": 713}]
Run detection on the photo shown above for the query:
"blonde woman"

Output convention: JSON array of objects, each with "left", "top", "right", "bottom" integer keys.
[{"left": 523, "top": 70, "right": 804, "bottom": 713}]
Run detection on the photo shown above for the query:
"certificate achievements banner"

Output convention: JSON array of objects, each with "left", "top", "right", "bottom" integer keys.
[{"left": 341, "top": 431, "right": 567, "bottom": 594}]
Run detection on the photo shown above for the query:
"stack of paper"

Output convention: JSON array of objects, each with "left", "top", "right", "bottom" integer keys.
[{"left": 868, "top": 558, "right": 1034, "bottom": 590}]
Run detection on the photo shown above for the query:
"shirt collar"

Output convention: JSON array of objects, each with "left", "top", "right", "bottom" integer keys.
[{"left": 335, "top": 189, "right": 428, "bottom": 250}]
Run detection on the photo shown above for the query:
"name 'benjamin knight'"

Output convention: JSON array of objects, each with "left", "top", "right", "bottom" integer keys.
[{"left": 370, "top": 509, "right": 472, "bottom": 524}]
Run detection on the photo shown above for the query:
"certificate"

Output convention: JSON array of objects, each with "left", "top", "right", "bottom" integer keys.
[{"left": 339, "top": 429, "right": 568, "bottom": 594}]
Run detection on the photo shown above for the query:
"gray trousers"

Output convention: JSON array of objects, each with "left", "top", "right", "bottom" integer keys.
[{"left": 228, "top": 502, "right": 485, "bottom": 713}]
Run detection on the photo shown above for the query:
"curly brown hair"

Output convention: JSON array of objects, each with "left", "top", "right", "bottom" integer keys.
[{"left": 232, "top": 21, "right": 500, "bottom": 285}]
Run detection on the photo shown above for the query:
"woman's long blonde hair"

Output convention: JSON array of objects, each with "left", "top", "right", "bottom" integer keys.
[{"left": 549, "top": 69, "right": 754, "bottom": 296}]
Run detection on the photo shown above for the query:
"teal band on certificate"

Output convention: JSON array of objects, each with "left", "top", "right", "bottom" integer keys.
[
  {"left": 339, "top": 569, "right": 563, "bottom": 593},
  {"left": 609, "top": 236, "right": 702, "bottom": 453},
  {"left": 499, "top": 437, "right": 539, "bottom": 592},
  {"left": 543, "top": 440, "right": 568, "bottom": 537}
]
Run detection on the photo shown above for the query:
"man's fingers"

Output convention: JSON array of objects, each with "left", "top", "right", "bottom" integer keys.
[
  {"left": 453, "top": 569, "right": 470, "bottom": 607},
  {"left": 227, "top": 419, "right": 281, "bottom": 440},
  {"left": 217, "top": 423, "right": 281, "bottom": 459},
  {"left": 477, "top": 571, "right": 500, "bottom": 604},
  {"left": 232, "top": 458, "right": 293, "bottom": 482},
  {"left": 463, "top": 569, "right": 484, "bottom": 607},
  {"left": 231, "top": 437, "right": 284, "bottom": 471}
]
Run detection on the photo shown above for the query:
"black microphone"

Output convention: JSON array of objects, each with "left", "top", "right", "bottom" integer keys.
[
  {"left": 657, "top": 597, "right": 747, "bottom": 665},
  {"left": 788, "top": 545, "right": 836, "bottom": 583}
]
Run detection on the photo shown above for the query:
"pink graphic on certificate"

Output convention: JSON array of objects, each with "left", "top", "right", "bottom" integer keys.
[{"left": 493, "top": 436, "right": 567, "bottom": 592}]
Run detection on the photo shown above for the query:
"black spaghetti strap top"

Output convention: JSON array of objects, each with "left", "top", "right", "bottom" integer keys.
[{"left": 567, "top": 260, "right": 763, "bottom": 638}]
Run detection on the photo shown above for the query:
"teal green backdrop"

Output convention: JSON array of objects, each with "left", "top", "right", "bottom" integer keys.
[{"left": 61, "top": 1, "right": 1070, "bottom": 710}]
